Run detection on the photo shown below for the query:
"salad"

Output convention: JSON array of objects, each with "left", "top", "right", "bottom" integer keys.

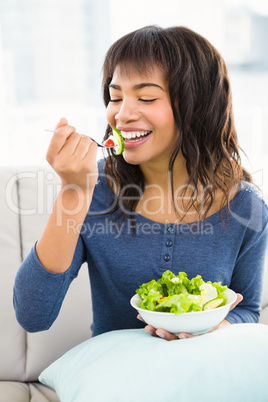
[
  {"left": 136, "top": 270, "right": 228, "bottom": 315},
  {"left": 103, "top": 128, "right": 125, "bottom": 155}
]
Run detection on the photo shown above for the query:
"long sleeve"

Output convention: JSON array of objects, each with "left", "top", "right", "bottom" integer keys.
[
  {"left": 226, "top": 222, "right": 268, "bottom": 324},
  {"left": 13, "top": 237, "right": 86, "bottom": 332}
]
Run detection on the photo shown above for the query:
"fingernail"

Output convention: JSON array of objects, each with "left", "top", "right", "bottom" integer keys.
[
  {"left": 145, "top": 328, "right": 153, "bottom": 335},
  {"left": 157, "top": 332, "right": 165, "bottom": 339},
  {"left": 178, "top": 334, "right": 186, "bottom": 339}
]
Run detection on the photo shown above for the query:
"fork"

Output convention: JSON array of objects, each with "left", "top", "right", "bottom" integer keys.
[{"left": 44, "top": 129, "right": 113, "bottom": 148}]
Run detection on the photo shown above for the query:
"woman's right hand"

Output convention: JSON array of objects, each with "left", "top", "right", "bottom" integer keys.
[{"left": 46, "top": 117, "right": 98, "bottom": 193}]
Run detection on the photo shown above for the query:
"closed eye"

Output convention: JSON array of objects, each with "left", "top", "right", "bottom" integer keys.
[
  {"left": 139, "top": 98, "right": 158, "bottom": 103},
  {"left": 109, "top": 98, "right": 158, "bottom": 103}
]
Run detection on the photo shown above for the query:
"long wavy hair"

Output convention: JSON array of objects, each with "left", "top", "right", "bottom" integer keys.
[{"left": 102, "top": 25, "right": 252, "bottom": 222}]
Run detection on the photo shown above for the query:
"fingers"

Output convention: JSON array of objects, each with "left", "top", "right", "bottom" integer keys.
[
  {"left": 46, "top": 124, "right": 76, "bottom": 163},
  {"left": 177, "top": 332, "right": 195, "bottom": 339},
  {"left": 47, "top": 121, "right": 97, "bottom": 165},
  {"left": 231, "top": 293, "right": 243, "bottom": 310},
  {"left": 155, "top": 328, "right": 179, "bottom": 341},
  {"left": 55, "top": 117, "right": 68, "bottom": 130},
  {"left": 144, "top": 325, "right": 178, "bottom": 341},
  {"left": 59, "top": 133, "right": 89, "bottom": 160},
  {"left": 138, "top": 314, "right": 193, "bottom": 341},
  {"left": 137, "top": 314, "right": 145, "bottom": 323},
  {"left": 46, "top": 119, "right": 98, "bottom": 191}
]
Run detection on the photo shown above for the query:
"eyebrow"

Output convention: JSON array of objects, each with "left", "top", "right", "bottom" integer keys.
[{"left": 108, "top": 83, "right": 165, "bottom": 91}]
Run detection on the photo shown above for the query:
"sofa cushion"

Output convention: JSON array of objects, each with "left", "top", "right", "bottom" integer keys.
[
  {"left": 16, "top": 167, "right": 93, "bottom": 381},
  {"left": 1, "top": 166, "right": 94, "bottom": 384},
  {"left": 260, "top": 305, "right": 268, "bottom": 324},
  {"left": 39, "top": 324, "right": 268, "bottom": 402},
  {"left": 0, "top": 168, "right": 26, "bottom": 381},
  {"left": 0, "top": 382, "right": 59, "bottom": 402}
]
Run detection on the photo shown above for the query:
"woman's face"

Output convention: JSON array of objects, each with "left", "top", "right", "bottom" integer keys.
[{"left": 106, "top": 65, "right": 179, "bottom": 168}]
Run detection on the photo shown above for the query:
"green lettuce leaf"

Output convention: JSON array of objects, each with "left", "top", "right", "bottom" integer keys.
[{"left": 135, "top": 270, "right": 228, "bottom": 315}]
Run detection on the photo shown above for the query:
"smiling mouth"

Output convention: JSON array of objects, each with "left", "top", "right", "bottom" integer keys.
[{"left": 121, "top": 130, "right": 152, "bottom": 142}]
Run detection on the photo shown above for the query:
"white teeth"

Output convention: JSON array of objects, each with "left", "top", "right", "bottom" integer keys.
[{"left": 121, "top": 130, "right": 151, "bottom": 140}]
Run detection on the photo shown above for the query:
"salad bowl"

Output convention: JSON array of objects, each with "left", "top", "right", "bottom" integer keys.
[{"left": 130, "top": 288, "right": 237, "bottom": 335}]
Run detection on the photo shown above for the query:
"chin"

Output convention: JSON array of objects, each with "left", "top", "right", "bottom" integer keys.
[{"left": 122, "top": 151, "right": 144, "bottom": 166}]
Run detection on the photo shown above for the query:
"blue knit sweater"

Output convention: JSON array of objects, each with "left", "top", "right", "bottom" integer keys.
[{"left": 14, "top": 160, "right": 268, "bottom": 336}]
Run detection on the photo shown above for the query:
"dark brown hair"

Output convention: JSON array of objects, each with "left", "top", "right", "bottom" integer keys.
[{"left": 102, "top": 25, "right": 252, "bottom": 221}]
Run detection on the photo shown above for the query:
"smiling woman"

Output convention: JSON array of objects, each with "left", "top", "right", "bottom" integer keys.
[
  {"left": 14, "top": 26, "right": 268, "bottom": 345},
  {"left": 102, "top": 26, "right": 251, "bottom": 225}
]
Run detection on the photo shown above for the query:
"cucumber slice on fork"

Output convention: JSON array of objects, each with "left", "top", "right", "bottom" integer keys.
[{"left": 112, "top": 128, "right": 125, "bottom": 155}]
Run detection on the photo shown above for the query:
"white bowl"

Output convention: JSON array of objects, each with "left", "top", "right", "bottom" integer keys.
[{"left": 130, "top": 288, "right": 237, "bottom": 335}]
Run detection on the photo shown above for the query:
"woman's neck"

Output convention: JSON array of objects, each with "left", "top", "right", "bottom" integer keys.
[{"left": 139, "top": 151, "right": 188, "bottom": 191}]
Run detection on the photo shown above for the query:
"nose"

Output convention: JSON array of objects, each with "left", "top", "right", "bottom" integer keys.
[{"left": 115, "top": 100, "right": 140, "bottom": 123}]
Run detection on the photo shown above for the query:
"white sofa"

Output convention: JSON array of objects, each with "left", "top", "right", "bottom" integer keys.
[
  {"left": 0, "top": 166, "right": 93, "bottom": 401},
  {"left": 0, "top": 165, "right": 268, "bottom": 401}
]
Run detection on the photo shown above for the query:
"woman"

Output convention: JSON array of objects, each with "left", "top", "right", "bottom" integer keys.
[{"left": 14, "top": 26, "right": 268, "bottom": 340}]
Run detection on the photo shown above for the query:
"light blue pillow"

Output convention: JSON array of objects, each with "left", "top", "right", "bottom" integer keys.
[{"left": 39, "top": 324, "right": 268, "bottom": 402}]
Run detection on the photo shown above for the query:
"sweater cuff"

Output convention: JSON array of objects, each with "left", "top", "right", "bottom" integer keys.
[{"left": 225, "top": 306, "right": 260, "bottom": 324}]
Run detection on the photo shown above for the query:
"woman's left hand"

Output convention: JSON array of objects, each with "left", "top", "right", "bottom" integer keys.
[{"left": 138, "top": 293, "right": 243, "bottom": 341}]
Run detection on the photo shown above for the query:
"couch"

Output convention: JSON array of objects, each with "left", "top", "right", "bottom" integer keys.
[
  {"left": 0, "top": 165, "right": 268, "bottom": 401},
  {"left": 0, "top": 166, "right": 93, "bottom": 401}
]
